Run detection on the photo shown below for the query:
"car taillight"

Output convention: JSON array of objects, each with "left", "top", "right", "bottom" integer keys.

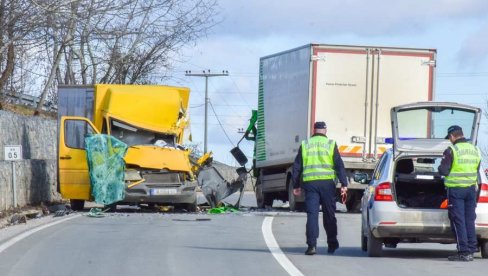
[
  {"left": 479, "top": 183, "right": 488, "bottom": 203},
  {"left": 375, "top": 182, "right": 393, "bottom": 201}
]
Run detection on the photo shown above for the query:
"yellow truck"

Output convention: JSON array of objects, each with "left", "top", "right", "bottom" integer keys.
[{"left": 57, "top": 84, "right": 201, "bottom": 211}]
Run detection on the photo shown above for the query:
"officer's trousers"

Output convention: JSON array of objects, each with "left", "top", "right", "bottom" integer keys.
[
  {"left": 302, "top": 180, "right": 338, "bottom": 248},
  {"left": 447, "top": 185, "right": 477, "bottom": 254}
]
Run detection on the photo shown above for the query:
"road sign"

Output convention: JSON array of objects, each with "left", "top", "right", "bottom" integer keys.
[{"left": 4, "top": 145, "right": 22, "bottom": 161}]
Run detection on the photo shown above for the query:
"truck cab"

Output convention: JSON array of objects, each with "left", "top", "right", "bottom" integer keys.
[{"left": 57, "top": 85, "right": 197, "bottom": 210}]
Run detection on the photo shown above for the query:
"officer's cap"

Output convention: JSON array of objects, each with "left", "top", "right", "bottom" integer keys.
[
  {"left": 314, "top": 121, "right": 327, "bottom": 129},
  {"left": 445, "top": 125, "right": 462, "bottom": 139}
]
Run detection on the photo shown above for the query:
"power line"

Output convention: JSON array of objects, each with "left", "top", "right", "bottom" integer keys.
[
  {"left": 189, "top": 103, "right": 205, "bottom": 108},
  {"left": 208, "top": 100, "right": 235, "bottom": 147},
  {"left": 228, "top": 75, "right": 253, "bottom": 109}
]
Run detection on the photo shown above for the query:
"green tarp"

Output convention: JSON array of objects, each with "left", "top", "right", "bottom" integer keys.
[{"left": 85, "top": 134, "right": 128, "bottom": 205}]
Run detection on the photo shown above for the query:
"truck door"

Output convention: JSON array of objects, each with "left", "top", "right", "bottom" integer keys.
[{"left": 58, "top": 116, "right": 100, "bottom": 200}]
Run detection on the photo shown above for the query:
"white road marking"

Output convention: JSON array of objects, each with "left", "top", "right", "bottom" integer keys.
[
  {"left": 0, "top": 214, "right": 81, "bottom": 254},
  {"left": 262, "top": 216, "right": 304, "bottom": 276}
]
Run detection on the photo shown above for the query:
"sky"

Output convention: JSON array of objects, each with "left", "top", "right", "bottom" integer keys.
[{"left": 166, "top": 0, "right": 488, "bottom": 166}]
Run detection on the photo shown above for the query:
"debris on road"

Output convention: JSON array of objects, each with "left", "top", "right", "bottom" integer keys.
[
  {"left": 207, "top": 206, "right": 240, "bottom": 214},
  {"left": 9, "top": 214, "right": 27, "bottom": 225},
  {"left": 198, "top": 166, "right": 247, "bottom": 208},
  {"left": 86, "top": 208, "right": 106, "bottom": 218}
]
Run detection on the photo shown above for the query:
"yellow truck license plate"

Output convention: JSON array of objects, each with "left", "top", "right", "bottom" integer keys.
[{"left": 149, "top": 188, "right": 177, "bottom": 195}]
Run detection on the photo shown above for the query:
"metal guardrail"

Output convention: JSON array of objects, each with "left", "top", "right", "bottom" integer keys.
[{"left": 1, "top": 92, "right": 57, "bottom": 111}]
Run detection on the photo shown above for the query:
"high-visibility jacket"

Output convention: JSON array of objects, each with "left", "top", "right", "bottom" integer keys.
[
  {"left": 301, "top": 135, "right": 336, "bottom": 182},
  {"left": 445, "top": 142, "right": 481, "bottom": 188}
]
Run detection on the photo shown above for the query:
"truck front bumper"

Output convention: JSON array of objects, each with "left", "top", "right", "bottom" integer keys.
[{"left": 123, "top": 182, "right": 197, "bottom": 204}]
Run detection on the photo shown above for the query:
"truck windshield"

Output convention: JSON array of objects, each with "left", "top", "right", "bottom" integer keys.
[{"left": 109, "top": 119, "right": 176, "bottom": 147}]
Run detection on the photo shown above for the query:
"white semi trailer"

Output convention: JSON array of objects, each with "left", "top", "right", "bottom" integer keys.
[{"left": 252, "top": 44, "right": 436, "bottom": 211}]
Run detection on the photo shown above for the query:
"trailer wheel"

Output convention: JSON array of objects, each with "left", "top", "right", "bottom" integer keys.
[
  {"left": 70, "top": 199, "right": 85, "bottom": 211},
  {"left": 481, "top": 239, "right": 488, "bottom": 259}
]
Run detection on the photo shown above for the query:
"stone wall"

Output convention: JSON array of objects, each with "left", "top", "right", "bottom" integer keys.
[{"left": 0, "top": 111, "right": 61, "bottom": 211}]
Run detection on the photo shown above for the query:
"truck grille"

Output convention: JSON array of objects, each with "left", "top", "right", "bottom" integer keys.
[{"left": 141, "top": 172, "right": 181, "bottom": 186}]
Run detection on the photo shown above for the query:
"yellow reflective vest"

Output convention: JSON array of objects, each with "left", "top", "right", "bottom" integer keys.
[
  {"left": 445, "top": 142, "right": 481, "bottom": 188},
  {"left": 301, "top": 135, "right": 336, "bottom": 182}
]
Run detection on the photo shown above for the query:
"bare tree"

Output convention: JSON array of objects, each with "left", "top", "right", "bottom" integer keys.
[
  {"left": 0, "top": 0, "right": 218, "bottom": 113},
  {"left": 0, "top": 1, "right": 39, "bottom": 97}
]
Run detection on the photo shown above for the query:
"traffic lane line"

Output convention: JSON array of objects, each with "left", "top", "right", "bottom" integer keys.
[
  {"left": 0, "top": 214, "right": 81, "bottom": 254},
  {"left": 262, "top": 216, "right": 304, "bottom": 276}
]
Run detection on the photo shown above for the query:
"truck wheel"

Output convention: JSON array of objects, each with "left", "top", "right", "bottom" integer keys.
[
  {"left": 70, "top": 199, "right": 85, "bottom": 211},
  {"left": 481, "top": 240, "right": 488, "bottom": 259},
  {"left": 288, "top": 180, "right": 303, "bottom": 211},
  {"left": 105, "top": 203, "right": 117, "bottom": 212},
  {"left": 345, "top": 192, "right": 361, "bottom": 213},
  {"left": 256, "top": 178, "right": 273, "bottom": 208},
  {"left": 186, "top": 199, "right": 198, "bottom": 212},
  {"left": 367, "top": 227, "right": 383, "bottom": 257}
]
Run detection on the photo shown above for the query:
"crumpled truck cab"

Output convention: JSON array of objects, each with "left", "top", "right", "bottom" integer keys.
[{"left": 57, "top": 84, "right": 198, "bottom": 211}]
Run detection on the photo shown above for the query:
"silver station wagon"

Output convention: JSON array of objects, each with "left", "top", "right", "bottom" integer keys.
[{"left": 359, "top": 102, "right": 488, "bottom": 257}]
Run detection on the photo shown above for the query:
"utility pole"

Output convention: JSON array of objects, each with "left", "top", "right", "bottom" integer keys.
[{"left": 185, "top": 70, "right": 229, "bottom": 153}]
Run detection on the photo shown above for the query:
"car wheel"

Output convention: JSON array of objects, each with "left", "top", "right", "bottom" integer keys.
[
  {"left": 367, "top": 227, "right": 383, "bottom": 257},
  {"left": 481, "top": 239, "right": 488, "bottom": 259},
  {"left": 361, "top": 224, "right": 367, "bottom": 252},
  {"left": 70, "top": 199, "right": 85, "bottom": 211}
]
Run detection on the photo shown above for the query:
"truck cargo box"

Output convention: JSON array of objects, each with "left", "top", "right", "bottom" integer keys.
[{"left": 256, "top": 44, "right": 435, "bottom": 169}]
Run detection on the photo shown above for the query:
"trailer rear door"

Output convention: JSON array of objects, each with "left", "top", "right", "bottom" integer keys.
[{"left": 311, "top": 45, "right": 435, "bottom": 163}]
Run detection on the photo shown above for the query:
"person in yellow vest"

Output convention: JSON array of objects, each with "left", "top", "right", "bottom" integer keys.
[
  {"left": 291, "top": 121, "right": 348, "bottom": 255},
  {"left": 438, "top": 125, "right": 481, "bottom": 262}
]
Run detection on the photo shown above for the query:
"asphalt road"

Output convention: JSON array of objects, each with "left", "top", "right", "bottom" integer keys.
[{"left": 0, "top": 193, "right": 486, "bottom": 276}]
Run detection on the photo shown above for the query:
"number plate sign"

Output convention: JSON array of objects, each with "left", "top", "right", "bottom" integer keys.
[
  {"left": 149, "top": 188, "right": 178, "bottom": 196},
  {"left": 4, "top": 145, "right": 22, "bottom": 161}
]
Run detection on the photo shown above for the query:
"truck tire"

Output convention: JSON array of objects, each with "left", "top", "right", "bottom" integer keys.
[
  {"left": 367, "top": 227, "right": 383, "bottom": 257},
  {"left": 70, "top": 199, "right": 85, "bottom": 211},
  {"left": 105, "top": 203, "right": 117, "bottom": 212},
  {"left": 186, "top": 199, "right": 198, "bottom": 212},
  {"left": 345, "top": 192, "right": 362, "bottom": 213},
  {"left": 481, "top": 239, "right": 488, "bottom": 259},
  {"left": 288, "top": 180, "right": 303, "bottom": 211},
  {"left": 255, "top": 177, "right": 273, "bottom": 208}
]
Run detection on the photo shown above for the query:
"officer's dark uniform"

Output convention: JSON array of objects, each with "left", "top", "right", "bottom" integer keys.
[
  {"left": 291, "top": 122, "right": 348, "bottom": 255},
  {"left": 438, "top": 125, "right": 480, "bottom": 262}
]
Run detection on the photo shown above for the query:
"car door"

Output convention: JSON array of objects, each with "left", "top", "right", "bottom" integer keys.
[{"left": 58, "top": 116, "right": 100, "bottom": 200}]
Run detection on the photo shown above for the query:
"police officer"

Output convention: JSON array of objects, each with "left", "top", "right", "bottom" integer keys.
[
  {"left": 438, "top": 125, "right": 480, "bottom": 262},
  {"left": 291, "top": 121, "right": 348, "bottom": 255}
]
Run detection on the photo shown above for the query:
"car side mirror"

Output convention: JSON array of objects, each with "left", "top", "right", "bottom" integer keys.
[{"left": 353, "top": 172, "right": 371, "bottom": 184}]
